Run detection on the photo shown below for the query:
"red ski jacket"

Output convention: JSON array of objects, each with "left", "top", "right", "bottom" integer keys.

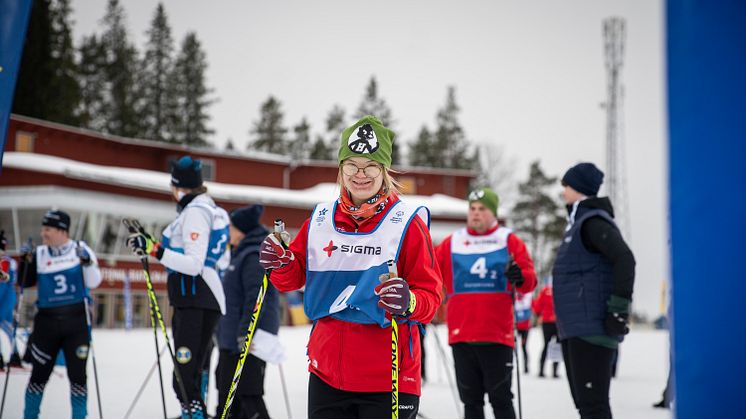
[
  {"left": 532, "top": 285, "right": 556, "bottom": 323},
  {"left": 435, "top": 224, "right": 537, "bottom": 347},
  {"left": 269, "top": 197, "right": 442, "bottom": 396}
]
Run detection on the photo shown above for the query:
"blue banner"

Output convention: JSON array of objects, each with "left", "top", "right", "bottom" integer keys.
[
  {"left": 668, "top": 1, "right": 746, "bottom": 417},
  {"left": 0, "top": 0, "right": 33, "bottom": 169}
]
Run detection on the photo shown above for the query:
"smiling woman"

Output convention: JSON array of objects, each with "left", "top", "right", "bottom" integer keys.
[{"left": 258, "top": 115, "right": 443, "bottom": 419}]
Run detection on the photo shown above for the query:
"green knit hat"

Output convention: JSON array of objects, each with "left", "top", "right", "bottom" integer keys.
[
  {"left": 338, "top": 115, "right": 395, "bottom": 168},
  {"left": 468, "top": 187, "right": 499, "bottom": 216}
]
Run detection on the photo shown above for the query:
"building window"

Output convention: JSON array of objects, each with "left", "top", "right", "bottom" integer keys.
[
  {"left": 15, "top": 131, "right": 35, "bottom": 152},
  {"left": 398, "top": 176, "right": 417, "bottom": 195}
]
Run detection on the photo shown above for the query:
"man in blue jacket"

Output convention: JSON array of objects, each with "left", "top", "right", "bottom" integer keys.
[
  {"left": 553, "top": 162, "right": 636, "bottom": 419},
  {"left": 216, "top": 205, "right": 280, "bottom": 419}
]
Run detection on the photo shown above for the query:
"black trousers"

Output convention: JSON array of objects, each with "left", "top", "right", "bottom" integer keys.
[
  {"left": 539, "top": 323, "right": 559, "bottom": 376},
  {"left": 171, "top": 307, "right": 220, "bottom": 406},
  {"left": 216, "top": 351, "right": 270, "bottom": 419},
  {"left": 308, "top": 372, "right": 419, "bottom": 419},
  {"left": 561, "top": 338, "right": 615, "bottom": 419},
  {"left": 28, "top": 308, "right": 89, "bottom": 388},
  {"left": 451, "top": 342, "right": 515, "bottom": 419},
  {"left": 517, "top": 330, "right": 529, "bottom": 373}
]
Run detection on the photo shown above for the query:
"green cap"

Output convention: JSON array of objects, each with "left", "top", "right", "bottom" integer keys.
[
  {"left": 468, "top": 187, "right": 499, "bottom": 216},
  {"left": 338, "top": 115, "right": 394, "bottom": 168}
]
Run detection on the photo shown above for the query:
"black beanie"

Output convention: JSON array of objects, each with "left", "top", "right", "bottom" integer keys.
[
  {"left": 170, "top": 156, "right": 203, "bottom": 189},
  {"left": 562, "top": 162, "right": 604, "bottom": 196},
  {"left": 230, "top": 205, "right": 264, "bottom": 234},
  {"left": 42, "top": 210, "right": 71, "bottom": 231}
]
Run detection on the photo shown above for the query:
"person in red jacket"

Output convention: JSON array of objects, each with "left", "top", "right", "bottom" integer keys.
[
  {"left": 259, "top": 115, "right": 442, "bottom": 419},
  {"left": 532, "top": 278, "right": 559, "bottom": 378},
  {"left": 435, "top": 187, "right": 537, "bottom": 419},
  {"left": 514, "top": 291, "right": 533, "bottom": 374}
]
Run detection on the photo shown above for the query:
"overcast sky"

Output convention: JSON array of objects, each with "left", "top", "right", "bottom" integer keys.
[{"left": 70, "top": 0, "right": 667, "bottom": 318}]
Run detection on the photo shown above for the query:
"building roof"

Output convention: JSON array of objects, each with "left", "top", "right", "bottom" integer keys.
[{"left": 3, "top": 151, "right": 472, "bottom": 218}]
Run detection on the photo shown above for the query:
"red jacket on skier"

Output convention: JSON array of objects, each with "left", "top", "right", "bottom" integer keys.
[{"left": 435, "top": 222, "right": 537, "bottom": 348}]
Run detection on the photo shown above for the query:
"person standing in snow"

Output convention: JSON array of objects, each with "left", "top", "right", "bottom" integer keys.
[
  {"left": 126, "top": 156, "right": 230, "bottom": 419},
  {"left": 434, "top": 187, "right": 537, "bottom": 419},
  {"left": 532, "top": 277, "right": 560, "bottom": 378},
  {"left": 0, "top": 230, "right": 21, "bottom": 370},
  {"left": 553, "top": 162, "right": 636, "bottom": 419},
  {"left": 19, "top": 210, "right": 102, "bottom": 419},
  {"left": 514, "top": 291, "right": 533, "bottom": 374},
  {"left": 259, "top": 115, "right": 442, "bottom": 419},
  {"left": 216, "top": 204, "right": 280, "bottom": 419}
]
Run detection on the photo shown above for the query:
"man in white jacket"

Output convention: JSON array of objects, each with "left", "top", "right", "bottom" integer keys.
[{"left": 127, "top": 156, "right": 229, "bottom": 419}]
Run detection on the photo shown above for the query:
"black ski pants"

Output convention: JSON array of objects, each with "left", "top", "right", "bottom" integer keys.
[
  {"left": 539, "top": 322, "right": 559, "bottom": 376},
  {"left": 216, "top": 350, "right": 270, "bottom": 419},
  {"left": 517, "top": 329, "right": 529, "bottom": 373},
  {"left": 27, "top": 306, "right": 89, "bottom": 396},
  {"left": 308, "top": 372, "right": 419, "bottom": 419},
  {"left": 561, "top": 337, "right": 615, "bottom": 419},
  {"left": 451, "top": 342, "right": 516, "bottom": 419},
  {"left": 171, "top": 307, "right": 220, "bottom": 406}
]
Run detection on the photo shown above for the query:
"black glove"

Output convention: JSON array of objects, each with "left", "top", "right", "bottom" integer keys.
[
  {"left": 76, "top": 246, "right": 92, "bottom": 266},
  {"left": 604, "top": 311, "right": 630, "bottom": 336},
  {"left": 505, "top": 261, "right": 525, "bottom": 287}
]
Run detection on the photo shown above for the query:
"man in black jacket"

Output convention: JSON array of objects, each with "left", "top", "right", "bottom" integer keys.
[
  {"left": 216, "top": 205, "right": 280, "bottom": 419},
  {"left": 553, "top": 162, "right": 636, "bottom": 419}
]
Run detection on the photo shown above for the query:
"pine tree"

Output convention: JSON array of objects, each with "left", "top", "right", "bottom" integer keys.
[
  {"left": 250, "top": 96, "right": 287, "bottom": 154},
  {"left": 225, "top": 138, "right": 235, "bottom": 151},
  {"left": 100, "top": 0, "right": 144, "bottom": 137},
  {"left": 354, "top": 76, "right": 399, "bottom": 165},
  {"left": 13, "top": 0, "right": 80, "bottom": 125},
  {"left": 510, "top": 161, "right": 564, "bottom": 277},
  {"left": 172, "top": 32, "right": 214, "bottom": 147},
  {"left": 434, "top": 86, "right": 475, "bottom": 170},
  {"left": 77, "top": 35, "right": 108, "bottom": 131},
  {"left": 408, "top": 126, "right": 434, "bottom": 167},
  {"left": 473, "top": 143, "right": 518, "bottom": 205},
  {"left": 288, "top": 118, "right": 312, "bottom": 161},
  {"left": 309, "top": 105, "right": 345, "bottom": 160},
  {"left": 141, "top": 3, "right": 177, "bottom": 142}
]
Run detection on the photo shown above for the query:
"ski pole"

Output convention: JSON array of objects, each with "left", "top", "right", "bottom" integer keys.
[
  {"left": 220, "top": 218, "right": 283, "bottom": 419},
  {"left": 83, "top": 297, "right": 104, "bottom": 419},
  {"left": 508, "top": 256, "right": 523, "bottom": 419},
  {"left": 76, "top": 240, "right": 104, "bottom": 419},
  {"left": 149, "top": 298, "right": 167, "bottom": 419},
  {"left": 427, "top": 323, "right": 462, "bottom": 419},
  {"left": 278, "top": 364, "right": 293, "bottom": 419},
  {"left": 123, "top": 344, "right": 168, "bottom": 419},
  {"left": 0, "top": 237, "right": 32, "bottom": 417},
  {"left": 386, "top": 260, "right": 399, "bottom": 419},
  {"left": 122, "top": 219, "right": 191, "bottom": 419}
]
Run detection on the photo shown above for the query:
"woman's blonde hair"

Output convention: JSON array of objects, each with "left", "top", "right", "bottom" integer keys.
[{"left": 337, "top": 161, "right": 401, "bottom": 196}]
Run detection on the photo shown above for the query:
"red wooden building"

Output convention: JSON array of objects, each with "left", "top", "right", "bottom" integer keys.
[{"left": 1, "top": 114, "right": 476, "bottom": 327}]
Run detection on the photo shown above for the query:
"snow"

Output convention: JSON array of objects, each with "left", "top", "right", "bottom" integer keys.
[{"left": 1, "top": 325, "right": 672, "bottom": 418}]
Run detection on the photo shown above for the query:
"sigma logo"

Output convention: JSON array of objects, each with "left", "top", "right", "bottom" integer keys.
[{"left": 322, "top": 240, "right": 381, "bottom": 257}]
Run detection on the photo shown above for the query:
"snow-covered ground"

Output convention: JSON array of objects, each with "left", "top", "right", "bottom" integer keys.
[{"left": 1, "top": 325, "right": 672, "bottom": 418}]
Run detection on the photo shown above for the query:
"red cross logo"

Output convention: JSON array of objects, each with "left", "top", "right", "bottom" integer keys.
[{"left": 323, "top": 240, "right": 338, "bottom": 257}]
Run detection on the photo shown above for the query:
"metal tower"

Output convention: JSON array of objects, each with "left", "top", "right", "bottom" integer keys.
[{"left": 603, "top": 17, "right": 630, "bottom": 239}]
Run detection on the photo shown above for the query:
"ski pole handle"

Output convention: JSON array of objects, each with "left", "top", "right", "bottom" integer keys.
[{"left": 273, "top": 219, "right": 290, "bottom": 248}]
